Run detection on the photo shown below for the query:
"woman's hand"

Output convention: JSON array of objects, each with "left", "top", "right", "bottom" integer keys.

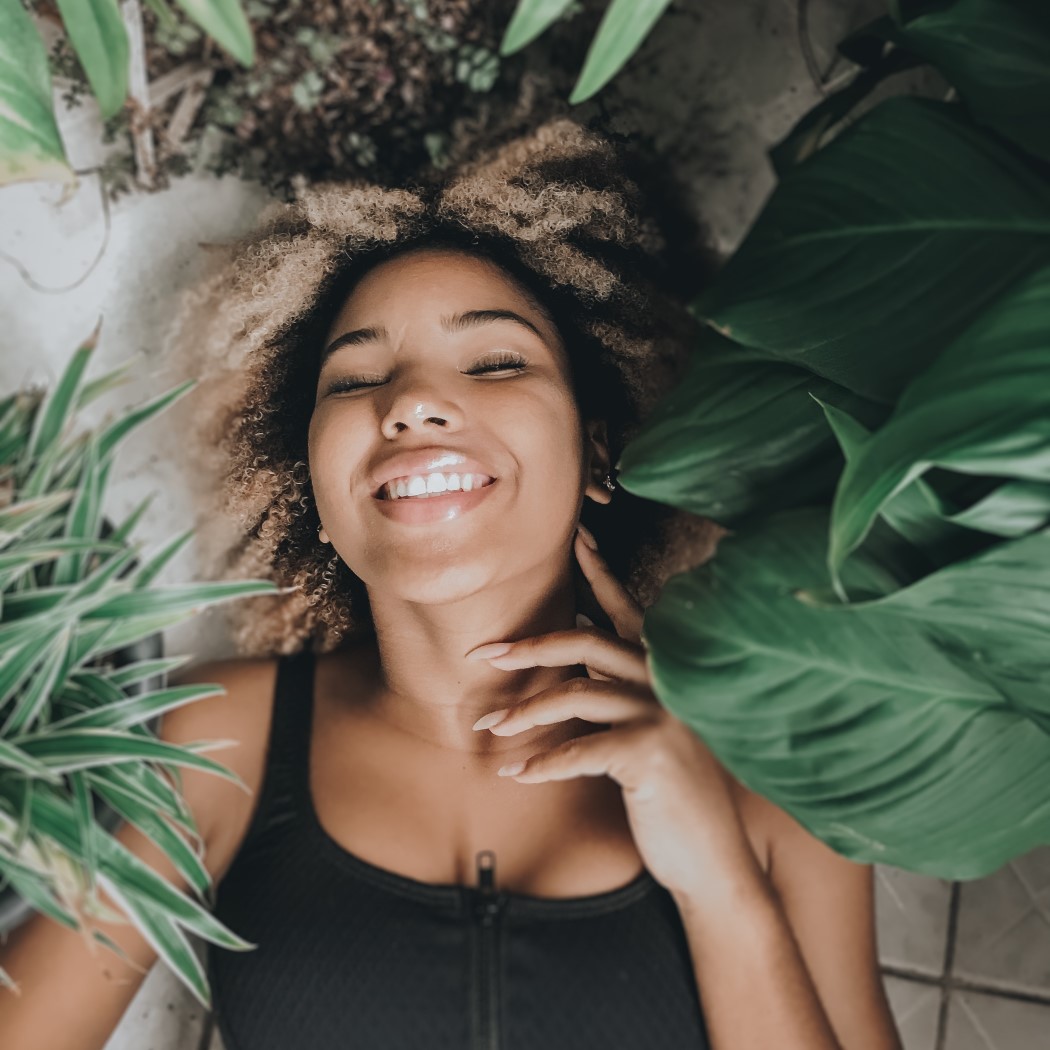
[{"left": 465, "top": 524, "right": 767, "bottom": 904}]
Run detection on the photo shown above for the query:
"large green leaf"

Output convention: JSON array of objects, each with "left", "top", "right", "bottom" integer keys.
[
  {"left": 814, "top": 396, "right": 1004, "bottom": 570},
  {"left": 644, "top": 507, "right": 1050, "bottom": 878},
  {"left": 829, "top": 264, "right": 1050, "bottom": 587},
  {"left": 616, "top": 332, "right": 888, "bottom": 525},
  {"left": 695, "top": 97, "right": 1050, "bottom": 404},
  {"left": 891, "top": 0, "right": 1050, "bottom": 164},
  {"left": 54, "top": 0, "right": 129, "bottom": 120},
  {"left": 0, "top": 0, "right": 73, "bottom": 186},
  {"left": 769, "top": 45, "right": 922, "bottom": 176},
  {"left": 171, "top": 0, "right": 254, "bottom": 66},
  {"left": 568, "top": 0, "right": 673, "bottom": 104},
  {"left": 499, "top": 0, "right": 575, "bottom": 55}
]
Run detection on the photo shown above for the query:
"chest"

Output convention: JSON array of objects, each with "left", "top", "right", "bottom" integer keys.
[{"left": 308, "top": 686, "right": 652, "bottom": 898}]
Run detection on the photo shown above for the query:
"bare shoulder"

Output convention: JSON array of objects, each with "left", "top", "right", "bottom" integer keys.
[
  {"left": 729, "top": 774, "right": 852, "bottom": 882},
  {"left": 726, "top": 775, "right": 900, "bottom": 1046},
  {"left": 164, "top": 655, "right": 281, "bottom": 881}
]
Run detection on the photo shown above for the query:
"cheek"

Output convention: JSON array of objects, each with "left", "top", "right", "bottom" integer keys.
[
  {"left": 512, "top": 395, "right": 586, "bottom": 502},
  {"left": 307, "top": 409, "right": 368, "bottom": 512}
]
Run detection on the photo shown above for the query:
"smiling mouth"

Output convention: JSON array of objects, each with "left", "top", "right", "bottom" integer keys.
[{"left": 375, "top": 475, "right": 498, "bottom": 500}]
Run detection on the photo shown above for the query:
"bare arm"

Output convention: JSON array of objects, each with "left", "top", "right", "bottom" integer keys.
[
  {"left": 671, "top": 789, "right": 903, "bottom": 1050},
  {"left": 0, "top": 658, "right": 272, "bottom": 1050},
  {"left": 673, "top": 864, "right": 844, "bottom": 1049}
]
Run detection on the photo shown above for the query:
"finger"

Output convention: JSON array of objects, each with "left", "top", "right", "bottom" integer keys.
[
  {"left": 575, "top": 530, "right": 644, "bottom": 643},
  {"left": 482, "top": 628, "right": 649, "bottom": 687},
  {"left": 501, "top": 722, "right": 654, "bottom": 789},
  {"left": 485, "top": 677, "right": 659, "bottom": 737}
]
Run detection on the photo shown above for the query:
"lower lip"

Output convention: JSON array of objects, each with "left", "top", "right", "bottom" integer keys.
[{"left": 371, "top": 479, "right": 499, "bottom": 524}]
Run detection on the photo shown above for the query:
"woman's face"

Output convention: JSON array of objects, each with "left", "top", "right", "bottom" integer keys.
[{"left": 308, "top": 247, "right": 608, "bottom": 607}]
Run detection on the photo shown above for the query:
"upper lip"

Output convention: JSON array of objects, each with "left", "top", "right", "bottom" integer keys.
[{"left": 369, "top": 447, "right": 498, "bottom": 498}]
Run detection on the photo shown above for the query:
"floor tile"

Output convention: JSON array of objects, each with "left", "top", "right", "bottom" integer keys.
[
  {"left": 876, "top": 863, "right": 954, "bottom": 976},
  {"left": 882, "top": 975, "right": 941, "bottom": 1050},
  {"left": 954, "top": 846, "right": 1050, "bottom": 996},
  {"left": 944, "top": 988, "right": 1050, "bottom": 1050},
  {"left": 103, "top": 955, "right": 208, "bottom": 1050}
]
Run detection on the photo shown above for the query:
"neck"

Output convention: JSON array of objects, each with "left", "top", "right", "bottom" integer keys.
[{"left": 349, "top": 561, "right": 594, "bottom": 759}]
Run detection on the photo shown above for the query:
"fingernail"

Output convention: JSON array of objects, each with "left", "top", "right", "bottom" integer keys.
[
  {"left": 576, "top": 613, "right": 594, "bottom": 628},
  {"left": 466, "top": 642, "right": 513, "bottom": 661},
  {"left": 472, "top": 709, "right": 509, "bottom": 731},
  {"left": 576, "top": 524, "right": 598, "bottom": 550},
  {"left": 497, "top": 761, "right": 526, "bottom": 777}
]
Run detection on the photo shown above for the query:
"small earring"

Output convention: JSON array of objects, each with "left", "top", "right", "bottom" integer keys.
[
  {"left": 602, "top": 472, "right": 616, "bottom": 493},
  {"left": 317, "top": 524, "right": 329, "bottom": 543}
]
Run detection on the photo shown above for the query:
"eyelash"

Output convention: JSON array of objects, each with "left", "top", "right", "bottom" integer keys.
[{"left": 325, "top": 351, "right": 528, "bottom": 394}]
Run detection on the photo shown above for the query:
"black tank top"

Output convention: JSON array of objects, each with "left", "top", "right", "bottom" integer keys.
[{"left": 206, "top": 648, "right": 711, "bottom": 1049}]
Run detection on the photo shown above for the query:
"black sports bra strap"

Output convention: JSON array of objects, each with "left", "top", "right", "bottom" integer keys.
[{"left": 238, "top": 647, "right": 316, "bottom": 849}]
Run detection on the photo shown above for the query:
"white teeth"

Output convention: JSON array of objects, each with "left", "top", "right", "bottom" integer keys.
[{"left": 383, "top": 472, "right": 492, "bottom": 500}]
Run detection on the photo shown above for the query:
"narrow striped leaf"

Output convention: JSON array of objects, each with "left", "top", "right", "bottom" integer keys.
[
  {"left": 104, "top": 492, "right": 156, "bottom": 548},
  {"left": 0, "top": 852, "right": 79, "bottom": 930},
  {"left": 54, "top": 0, "right": 129, "bottom": 119},
  {"left": 105, "top": 655, "right": 191, "bottom": 690},
  {"left": 131, "top": 529, "right": 194, "bottom": 590},
  {"left": 14, "top": 730, "right": 246, "bottom": 786},
  {"left": 75, "top": 357, "right": 137, "bottom": 412},
  {"left": 569, "top": 0, "right": 673, "bottom": 104},
  {"left": 0, "top": 624, "right": 70, "bottom": 708},
  {"left": 96, "top": 379, "right": 196, "bottom": 462},
  {"left": 70, "top": 771, "right": 98, "bottom": 894},
  {"left": 51, "top": 683, "right": 225, "bottom": 731},
  {"left": 0, "top": 539, "right": 122, "bottom": 590},
  {"left": 0, "top": 738, "right": 64, "bottom": 782},
  {"left": 24, "top": 331, "right": 97, "bottom": 466},
  {"left": 83, "top": 579, "right": 281, "bottom": 621},
  {"left": 7, "top": 783, "right": 255, "bottom": 949},
  {"left": 98, "top": 874, "right": 212, "bottom": 1008},
  {"left": 0, "top": 492, "right": 76, "bottom": 548},
  {"left": 89, "top": 776, "right": 210, "bottom": 895},
  {"left": 171, "top": 0, "right": 254, "bottom": 67},
  {"left": 499, "top": 0, "right": 575, "bottom": 55},
  {"left": 1, "top": 623, "right": 73, "bottom": 736}
]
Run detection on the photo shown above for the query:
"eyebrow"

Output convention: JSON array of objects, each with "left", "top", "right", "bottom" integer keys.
[{"left": 320, "top": 308, "right": 547, "bottom": 365}]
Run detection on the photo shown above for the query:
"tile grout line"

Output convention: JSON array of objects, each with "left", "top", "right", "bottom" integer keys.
[
  {"left": 935, "top": 881, "right": 961, "bottom": 1050},
  {"left": 880, "top": 965, "right": 1050, "bottom": 1007}
]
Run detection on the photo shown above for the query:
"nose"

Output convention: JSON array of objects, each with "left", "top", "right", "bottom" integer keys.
[{"left": 379, "top": 380, "right": 464, "bottom": 437}]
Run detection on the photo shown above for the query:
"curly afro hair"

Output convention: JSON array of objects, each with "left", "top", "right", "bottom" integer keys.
[{"left": 168, "top": 114, "right": 722, "bottom": 657}]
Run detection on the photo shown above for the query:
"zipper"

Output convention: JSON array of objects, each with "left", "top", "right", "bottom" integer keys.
[{"left": 472, "top": 848, "right": 504, "bottom": 1050}]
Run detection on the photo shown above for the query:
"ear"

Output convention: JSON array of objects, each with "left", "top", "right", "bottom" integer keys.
[{"left": 583, "top": 418, "right": 613, "bottom": 506}]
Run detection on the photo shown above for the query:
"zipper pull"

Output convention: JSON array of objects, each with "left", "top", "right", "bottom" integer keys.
[{"left": 475, "top": 849, "right": 501, "bottom": 923}]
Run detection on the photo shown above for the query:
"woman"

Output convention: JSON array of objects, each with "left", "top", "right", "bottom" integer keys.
[{"left": 0, "top": 116, "right": 893, "bottom": 1050}]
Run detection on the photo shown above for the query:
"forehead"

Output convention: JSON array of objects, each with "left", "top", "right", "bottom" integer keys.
[{"left": 326, "top": 247, "right": 559, "bottom": 340}]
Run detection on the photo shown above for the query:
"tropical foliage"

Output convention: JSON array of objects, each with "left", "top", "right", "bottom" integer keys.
[
  {"left": 0, "top": 328, "right": 279, "bottom": 1005},
  {"left": 620, "top": 0, "right": 1050, "bottom": 879},
  {"left": 0, "top": 0, "right": 253, "bottom": 187},
  {"left": 500, "top": 0, "right": 672, "bottom": 103}
]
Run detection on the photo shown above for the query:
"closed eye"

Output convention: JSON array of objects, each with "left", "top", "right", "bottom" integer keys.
[{"left": 324, "top": 352, "right": 528, "bottom": 394}]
